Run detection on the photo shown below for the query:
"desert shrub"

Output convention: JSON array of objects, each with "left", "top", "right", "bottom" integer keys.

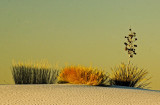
[
  {"left": 58, "top": 65, "right": 108, "bottom": 86},
  {"left": 12, "top": 62, "right": 59, "bottom": 84},
  {"left": 109, "top": 63, "right": 151, "bottom": 88}
]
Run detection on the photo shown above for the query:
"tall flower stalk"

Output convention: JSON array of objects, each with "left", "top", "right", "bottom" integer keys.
[{"left": 124, "top": 28, "right": 138, "bottom": 64}]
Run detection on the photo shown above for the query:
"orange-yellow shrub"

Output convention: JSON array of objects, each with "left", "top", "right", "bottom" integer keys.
[{"left": 58, "top": 65, "right": 108, "bottom": 85}]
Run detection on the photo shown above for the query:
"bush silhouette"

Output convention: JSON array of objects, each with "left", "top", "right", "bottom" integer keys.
[
  {"left": 109, "top": 63, "right": 151, "bottom": 88},
  {"left": 58, "top": 65, "right": 108, "bottom": 86},
  {"left": 12, "top": 62, "right": 59, "bottom": 84}
]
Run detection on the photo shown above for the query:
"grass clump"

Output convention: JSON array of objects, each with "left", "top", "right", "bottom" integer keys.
[
  {"left": 12, "top": 62, "right": 59, "bottom": 84},
  {"left": 109, "top": 63, "right": 151, "bottom": 88},
  {"left": 58, "top": 65, "right": 108, "bottom": 86}
]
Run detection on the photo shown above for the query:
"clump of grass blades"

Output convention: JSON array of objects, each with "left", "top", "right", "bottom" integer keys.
[
  {"left": 109, "top": 63, "right": 151, "bottom": 88},
  {"left": 12, "top": 63, "right": 59, "bottom": 84},
  {"left": 58, "top": 65, "right": 108, "bottom": 86}
]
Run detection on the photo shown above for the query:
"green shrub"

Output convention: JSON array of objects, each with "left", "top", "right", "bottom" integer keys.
[
  {"left": 12, "top": 62, "right": 59, "bottom": 84},
  {"left": 109, "top": 63, "right": 151, "bottom": 88}
]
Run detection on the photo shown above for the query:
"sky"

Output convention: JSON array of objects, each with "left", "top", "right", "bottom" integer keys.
[{"left": 0, "top": 0, "right": 160, "bottom": 90}]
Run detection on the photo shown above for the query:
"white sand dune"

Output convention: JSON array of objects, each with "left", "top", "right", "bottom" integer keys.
[{"left": 0, "top": 84, "right": 160, "bottom": 105}]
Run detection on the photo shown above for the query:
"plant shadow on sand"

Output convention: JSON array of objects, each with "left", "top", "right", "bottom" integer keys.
[{"left": 96, "top": 84, "right": 160, "bottom": 92}]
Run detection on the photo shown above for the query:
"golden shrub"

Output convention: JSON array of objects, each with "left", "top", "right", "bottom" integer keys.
[{"left": 58, "top": 65, "right": 108, "bottom": 85}]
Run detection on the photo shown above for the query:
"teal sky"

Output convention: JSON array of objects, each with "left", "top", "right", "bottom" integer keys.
[{"left": 0, "top": 0, "right": 160, "bottom": 90}]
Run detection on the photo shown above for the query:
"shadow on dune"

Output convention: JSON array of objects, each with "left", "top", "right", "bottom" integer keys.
[{"left": 96, "top": 85, "right": 160, "bottom": 92}]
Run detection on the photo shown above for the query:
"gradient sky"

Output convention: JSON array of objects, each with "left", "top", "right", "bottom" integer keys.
[{"left": 0, "top": 0, "right": 160, "bottom": 90}]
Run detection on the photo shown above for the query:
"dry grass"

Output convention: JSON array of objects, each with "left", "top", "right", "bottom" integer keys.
[
  {"left": 12, "top": 61, "right": 59, "bottom": 84},
  {"left": 58, "top": 65, "right": 108, "bottom": 86},
  {"left": 110, "top": 63, "right": 151, "bottom": 88}
]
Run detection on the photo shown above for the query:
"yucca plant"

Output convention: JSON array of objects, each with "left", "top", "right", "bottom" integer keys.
[
  {"left": 12, "top": 62, "right": 59, "bottom": 84},
  {"left": 109, "top": 63, "right": 151, "bottom": 88},
  {"left": 58, "top": 65, "right": 108, "bottom": 86}
]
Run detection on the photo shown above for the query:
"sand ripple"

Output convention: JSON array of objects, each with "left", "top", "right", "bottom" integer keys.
[{"left": 0, "top": 84, "right": 159, "bottom": 105}]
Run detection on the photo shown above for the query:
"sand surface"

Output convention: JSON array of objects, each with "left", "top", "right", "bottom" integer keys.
[{"left": 0, "top": 84, "right": 160, "bottom": 105}]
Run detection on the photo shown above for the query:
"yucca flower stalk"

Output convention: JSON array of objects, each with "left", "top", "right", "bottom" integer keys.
[{"left": 124, "top": 28, "right": 138, "bottom": 63}]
